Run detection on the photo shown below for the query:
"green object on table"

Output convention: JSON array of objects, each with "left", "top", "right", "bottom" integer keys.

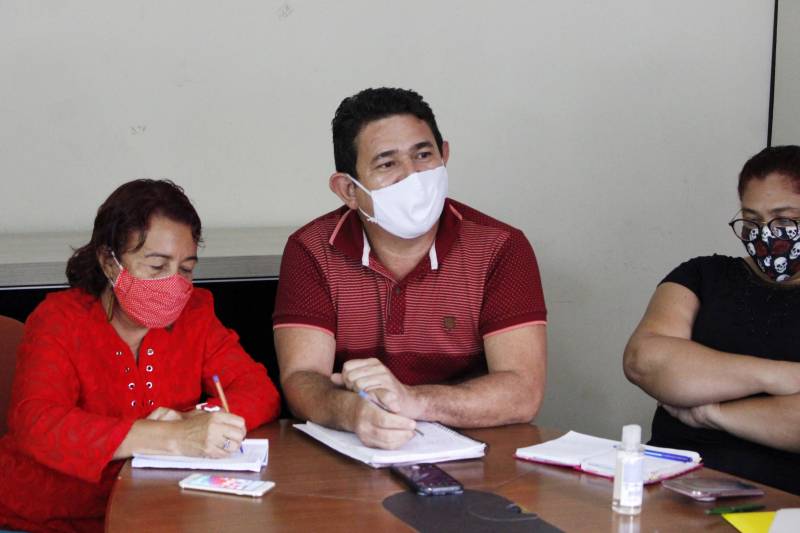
[{"left": 706, "top": 503, "right": 766, "bottom": 515}]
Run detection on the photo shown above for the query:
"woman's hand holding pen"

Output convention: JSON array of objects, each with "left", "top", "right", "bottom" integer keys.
[
  {"left": 146, "top": 407, "right": 184, "bottom": 421},
  {"left": 139, "top": 407, "right": 246, "bottom": 458},
  {"left": 172, "top": 411, "right": 247, "bottom": 458},
  {"left": 113, "top": 409, "right": 245, "bottom": 460}
]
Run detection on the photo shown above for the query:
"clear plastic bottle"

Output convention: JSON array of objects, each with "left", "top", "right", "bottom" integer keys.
[
  {"left": 611, "top": 513, "right": 641, "bottom": 533},
  {"left": 612, "top": 424, "right": 644, "bottom": 515}
]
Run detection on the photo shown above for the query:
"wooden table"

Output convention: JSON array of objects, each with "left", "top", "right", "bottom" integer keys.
[{"left": 106, "top": 421, "right": 800, "bottom": 532}]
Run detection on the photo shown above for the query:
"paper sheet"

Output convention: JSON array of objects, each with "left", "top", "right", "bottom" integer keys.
[
  {"left": 294, "top": 421, "right": 485, "bottom": 467},
  {"left": 768, "top": 508, "right": 800, "bottom": 533}
]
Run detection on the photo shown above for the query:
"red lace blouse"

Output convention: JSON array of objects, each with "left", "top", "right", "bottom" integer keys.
[{"left": 0, "top": 288, "right": 280, "bottom": 532}]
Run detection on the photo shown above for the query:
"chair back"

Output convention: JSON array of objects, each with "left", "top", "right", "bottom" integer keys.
[{"left": 0, "top": 315, "right": 24, "bottom": 436}]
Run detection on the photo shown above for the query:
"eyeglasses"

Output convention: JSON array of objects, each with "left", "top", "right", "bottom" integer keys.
[{"left": 728, "top": 218, "right": 800, "bottom": 242}]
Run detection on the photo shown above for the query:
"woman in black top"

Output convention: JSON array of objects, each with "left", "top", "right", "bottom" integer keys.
[{"left": 624, "top": 146, "right": 800, "bottom": 495}]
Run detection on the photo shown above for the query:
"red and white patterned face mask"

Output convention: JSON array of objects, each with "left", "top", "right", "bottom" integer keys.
[{"left": 111, "top": 253, "right": 193, "bottom": 328}]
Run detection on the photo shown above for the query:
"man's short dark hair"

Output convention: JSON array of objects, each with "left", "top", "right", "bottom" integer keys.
[
  {"left": 739, "top": 145, "right": 800, "bottom": 198},
  {"left": 332, "top": 87, "right": 444, "bottom": 180}
]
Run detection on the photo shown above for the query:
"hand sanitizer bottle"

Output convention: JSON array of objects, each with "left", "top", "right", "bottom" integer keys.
[{"left": 612, "top": 424, "right": 644, "bottom": 515}]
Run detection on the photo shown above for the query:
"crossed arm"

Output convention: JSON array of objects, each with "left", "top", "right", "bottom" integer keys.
[
  {"left": 623, "top": 282, "right": 800, "bottom": 452},
  {"left": 276, "top": 323, "right": 546, "bottom": 449}
]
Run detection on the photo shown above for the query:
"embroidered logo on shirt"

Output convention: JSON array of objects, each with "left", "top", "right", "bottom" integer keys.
[{"left": 443, "top": 316, "right": 456, "bottom": 331}]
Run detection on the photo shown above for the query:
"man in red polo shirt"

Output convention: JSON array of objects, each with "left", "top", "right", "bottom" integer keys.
[{"left": 274, "top": 88, "right": 547, "bottom": 449}]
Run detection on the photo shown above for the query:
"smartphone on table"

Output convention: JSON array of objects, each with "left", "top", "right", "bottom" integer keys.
[
  {"left": 179, "top": 473, "right": 275, "bottom": 497},
  {"left": 662, "top": 476, "right": 764, "bottom": 501},
  {"left": 391, "top": 463, "right": 464, "bottom": 496}
]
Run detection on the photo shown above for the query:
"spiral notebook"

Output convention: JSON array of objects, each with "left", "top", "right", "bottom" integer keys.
[
  {"left": 515, "top": 431, "right": 701, "bottom": 484},
  {"left": 294, "top": 421, "right": 485, "bottom": 467}
]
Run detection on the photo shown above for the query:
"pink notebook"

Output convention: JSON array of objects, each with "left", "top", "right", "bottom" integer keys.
[{"left": 515, "top": 431, "right": 702, "bottom": 484}]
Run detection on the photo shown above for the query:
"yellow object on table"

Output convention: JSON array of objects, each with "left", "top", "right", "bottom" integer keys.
[{"left": 722, "top": 511, "right": 775, "bottom": 533}]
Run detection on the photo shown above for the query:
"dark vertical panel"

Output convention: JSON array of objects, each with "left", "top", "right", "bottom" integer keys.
[
  {"left": 197, "top": 280, "right": 290, "bottom": 418},
  {"left": 768, "top": 0, "right": 779, "bottom": 147}
]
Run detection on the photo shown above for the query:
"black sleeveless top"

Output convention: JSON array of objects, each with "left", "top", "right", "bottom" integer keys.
[{"left": 649, "top": 254, "right": 800, "bottom": 495}]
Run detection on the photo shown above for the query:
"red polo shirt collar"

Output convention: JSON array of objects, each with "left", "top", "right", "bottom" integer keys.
[{"left": 328, "top": 198, "right": 463, "bottom": 272}]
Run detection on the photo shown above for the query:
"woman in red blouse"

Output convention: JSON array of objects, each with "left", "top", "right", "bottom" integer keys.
[{"left": 0, "top": 180, "right": 281, "bottom": 532}]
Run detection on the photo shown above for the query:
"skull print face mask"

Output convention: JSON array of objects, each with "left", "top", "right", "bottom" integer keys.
[{"left": 743, "top": 224, "right": 800, "bottom": 282}]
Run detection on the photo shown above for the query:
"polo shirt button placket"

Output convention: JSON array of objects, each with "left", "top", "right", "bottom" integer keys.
[{"left": 387, "top": 284, "right": 406, "bottom": 335}]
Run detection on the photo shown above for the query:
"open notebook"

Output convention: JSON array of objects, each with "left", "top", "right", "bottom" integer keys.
[
  {"left": 515, "top": 431, "right": 701, "bottom": 484},
  {"left": 131, "top": 439, "right": 269, "bottom": 472},
  {"left": 294, "top": 421, "right": 485, "bottom": 467}
]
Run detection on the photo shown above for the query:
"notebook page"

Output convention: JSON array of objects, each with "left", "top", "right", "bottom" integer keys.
[
  {"left": 132, "top": 439, "right": 269, "bottom": 472},
  {"left": 515, "top": 431, "right": 617, "bottom": 466},
  {"left": 580, "top": 449, "right": 698, "bottom": 481},
  {"left": 294, "top": 421, "right": 485, "bottom": 467},
  {"left": 364, "top": 422, "right": 485, "bottom": 464}
]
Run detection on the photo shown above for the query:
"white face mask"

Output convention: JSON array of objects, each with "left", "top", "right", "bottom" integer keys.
[{"left": 348, "top": 165, "right": 448, "bottom": 239}]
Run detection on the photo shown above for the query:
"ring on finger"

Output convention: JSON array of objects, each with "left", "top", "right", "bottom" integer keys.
[{"left": 223, "top": 439, "right": 231, "bottom": 450}]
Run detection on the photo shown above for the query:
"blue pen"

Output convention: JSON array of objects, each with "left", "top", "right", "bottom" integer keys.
[
  {"left": 643, "top": 449, "right": 692, "bottom": 463},
  {"left": 357, "top": 389, "right": 424, "bottom": 436}
]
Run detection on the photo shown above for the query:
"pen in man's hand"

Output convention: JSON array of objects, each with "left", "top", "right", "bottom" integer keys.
[{"left": 357, "top": 389, "right": 424, "bottom": 436}]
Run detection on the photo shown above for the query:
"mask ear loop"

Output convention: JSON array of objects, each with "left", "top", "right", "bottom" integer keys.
[
  {"left": 106, "top": 250, "right": 123, "bottom": 322},
  {"left": 347, "top": 175, "right": 378, "bottom": 223}
]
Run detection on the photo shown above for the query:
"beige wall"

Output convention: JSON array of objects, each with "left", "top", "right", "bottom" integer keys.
[
  {"left": 0, "top": 1, "right": 773, "bottom": 439},
  {"left": 773, "top": 0, "right": 800, "bottom": 145}
]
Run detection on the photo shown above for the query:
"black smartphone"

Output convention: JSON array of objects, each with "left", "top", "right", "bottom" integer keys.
[{"left": 391, "top": 464, "right": 464, "bottom": 496}]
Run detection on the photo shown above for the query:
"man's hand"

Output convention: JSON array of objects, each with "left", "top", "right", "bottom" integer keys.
[
  {"left": 350, "top": 396, "right": 417, "bottom": 449},
  {"left": 331, "top": 358, "right": 422, "bottom": 419},
  {"left": 662, "top": 403, "right": 722, "bottom": 430},
  {"left": 329, "top": 358, "right": 420, "bottom": 448}
]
